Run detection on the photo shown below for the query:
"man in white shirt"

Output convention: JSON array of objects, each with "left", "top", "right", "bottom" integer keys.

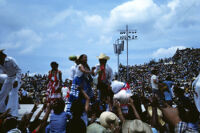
[
  {"left": 0, "top": 49, "right": 21, "bottom": 117},
  {"left": 68, "top": 55, "right": 79, "bottom": 85},
  {"left": 61, "top": 80, "right": 70, "bottom": 104},
  {"left": 150, "top": 69, "right": 159, "bottom": 96},
  {"left": 93, "top": 53, "right": 113, "bottom": 102}
]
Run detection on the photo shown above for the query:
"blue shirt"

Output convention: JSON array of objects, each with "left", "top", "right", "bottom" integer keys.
[
  {"left": 49, "top": 111, "right": 67, "bottom": 133},
  {"left": 163, "top": 80, "right": 173, "bottom": 97},
  {"left": 163, "top": 81, "right": 173, "bottom": 90},
  {"left": 164, "top": 91, "right": 172, "bottom": 101}
]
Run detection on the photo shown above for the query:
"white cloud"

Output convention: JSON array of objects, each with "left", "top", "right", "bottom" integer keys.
[
  {"left": 0, "top": 42, "right": 21, "bottom": 49},
  {"left": 168, "top": 0, "right": 179, "bottom": 11},
  {"left": 44, "top": 8, "right": 83, "bottom": 27},
  {"left": 97, "top": 35, "right": 112, "bottom": 45},
  {"left": 45, "top": 9, "right": 73, "bottom": 27},
  {"left": 0, "top": 29, "right": 43, "bottom": 54},
  {"left": 152, "top": 46, "right": 186, "bottom": 58},
  {"left": 80, "top": 0, "right": 200, "bottom": 35},
  {"left": 87, "top": 38, "right": 94, "bottom": 44},
  {"left": 84, "top": 15, "right": 103, "bottom": 27},
  {"left": 80, "top": 0, "right": 163, "bottom": 47},
  {"left": 155, "top": 0, "right": 200, "bottom": 30},
  {"left": 104, "top": 0, "right": 162, "bottom": 31},
  {"left": 46, "top": 32, "right": 65, "bottom": 40},
  {"left": 110, "top": 0, "right": 161, "bottom": 22}
]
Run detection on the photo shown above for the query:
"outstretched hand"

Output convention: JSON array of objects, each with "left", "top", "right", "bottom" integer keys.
[
  {"left": 0, "top": 108, "right": 11, "bottom": 118},
  {"left": 113, "top": 100, "right": 120, "bottom": 108},
  {"left": 5, "top": 108, "right": 11, "bottom": 114},
  {"left": 42, "top": 103, "right": 47, "bottom": 111},
  {"left": 128, "top": 98, "right": 134, "bottom": 106},
  {"left": 32, "top": 102, "right": 39, "bottom": 112}
]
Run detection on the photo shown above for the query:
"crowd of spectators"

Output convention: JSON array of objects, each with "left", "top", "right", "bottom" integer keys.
[
  {"left": 0, "top": 48, "right": 199, "bottom": 133},
  {"left": 0, "top": 84, "right": 199, "bottom": 132},
  {"left": 119, "top": 48, "right": 200, "bottom": 96},
  {"left": 18, "top": 74, "right": 48, "bottom": 104}
]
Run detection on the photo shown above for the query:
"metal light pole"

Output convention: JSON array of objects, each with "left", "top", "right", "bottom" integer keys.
[
  {"left": 126, "top": 25, "right": 129, "bottom": 81},
  {"left": 119, "top": 25, "right": 137, "bottom": 81},
  {"left": 113, "top": 39, "right": 124, "bottom": 80}
]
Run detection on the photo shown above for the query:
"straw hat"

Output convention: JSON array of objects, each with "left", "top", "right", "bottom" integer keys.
[
  {"left": 122, "top": 119, "right": 153, "bottom": 133},
  {"left": 97, "top": 53, "right": 110, "bottom": 60},
  {"left": 87, "top": 123, "right": 108, "bottom": 133},
  {"left": 147, "top": 106, "right": 165, "bottom": 126},
  {"left": 99, "top": 111, "right": 119, "bottom": 129}
]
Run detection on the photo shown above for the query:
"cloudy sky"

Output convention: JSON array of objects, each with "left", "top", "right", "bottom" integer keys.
[{"left": 0, "top": 0, "right": 200, "bottom": 79}]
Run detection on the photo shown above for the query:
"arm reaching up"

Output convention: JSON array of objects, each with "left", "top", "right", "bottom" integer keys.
[
  {"left": 34, "top": 103, "right": 51, "bottom": 132},
  {"left": 128, "top": 98, "right": 141, "bottom": 120},
  {"left": 113, "top": 100, "right": 125, "bottom": 123}
]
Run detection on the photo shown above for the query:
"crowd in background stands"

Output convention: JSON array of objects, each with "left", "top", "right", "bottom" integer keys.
[
  {"left": 18, "top": 74, "right": 48, "bottom": 104},
  {"left": 119, "top": 48, "right": 200, "bottom": 95}
]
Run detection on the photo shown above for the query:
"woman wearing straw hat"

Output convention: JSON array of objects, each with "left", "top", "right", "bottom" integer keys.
[
  {"left": 66, "top": 54, "right": 94, "bottom": 124},
  {"left": 93, "top": 53, "right": 113, "bottom": 102},
  {"left": 68, "top": 54, "right": 94, "bottom": 101}
]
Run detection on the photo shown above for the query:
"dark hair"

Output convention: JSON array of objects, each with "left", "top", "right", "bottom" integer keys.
[
  {"left": 52, "top": 99, "right": 65, "bottom": 114},
  {"left": 0, "top": 52, "right": 7, "bottom": 59},
  {"left": 77, "top": 54, "right": 86, "bottom": 64},
  {"left": 3, "top": 117, "right": 18, "bottom": 132},
  {"left": 78, "top": 54, "right": 90, "bottom": 71},
  {"left": 178, "top": 103, "right": 199, "bottom": 123},
  {"left": 173, "top": 86, "right": 184, "bottom": 97},
  {"left": 66, "top": 118, "right": 86, "bottom": 133},
  {"left": 70, "top": 100, "right": 84, "bottom": 118},
  {"left": 151, "top": 69, "right": 157, "bottom": 75},
  {"left": 50, "top": 61, "right": 58, "bottom": 68}
]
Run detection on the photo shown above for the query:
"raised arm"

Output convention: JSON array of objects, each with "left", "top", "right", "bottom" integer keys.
[
  {"left": 128, "top": 98, "right": 141, "bottom": 120},
  {"left": 34, "top": 103, "right": 51, "bottom": 132},
  {"left": 33, "top": 103, "right": 46, "bottom": 122},
  {"left": 79, "top": 64, "right": 93, "bottom": 74},
  {"left": 0, "top": 108, "right": 11, "bottom": 119},
  {"left": 27, "top": 103, "right": 39, "bottom": 122},
  {"left": 113, "top": 100, "right": 125, "bottom": 123}
]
